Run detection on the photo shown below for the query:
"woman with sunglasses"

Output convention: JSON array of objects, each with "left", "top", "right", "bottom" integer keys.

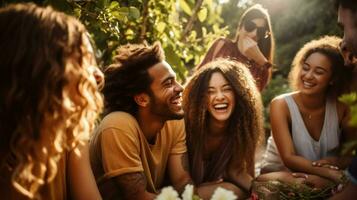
[{"left": 197, "top": 4, "right": 274, "bottom": 91}]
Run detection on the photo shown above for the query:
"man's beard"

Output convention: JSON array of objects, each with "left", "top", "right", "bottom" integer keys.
[{"left": 149, "top": 93, "right": 183, "bottom": 120}]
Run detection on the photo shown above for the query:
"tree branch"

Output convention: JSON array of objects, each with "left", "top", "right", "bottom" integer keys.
[
  {"left": 181, "top": 0, "right": 204, "bottom": 42},
  {"left": 139, "top": 0, "right": 149, "bottom": 42}
]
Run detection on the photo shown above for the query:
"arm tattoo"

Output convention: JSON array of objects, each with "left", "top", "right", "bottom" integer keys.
[
  {"left": 181, "top": 153, "right": 190, "bottom": 173},
  {"left": 116, "top": 172, "right": 148, "bottom": 199}
]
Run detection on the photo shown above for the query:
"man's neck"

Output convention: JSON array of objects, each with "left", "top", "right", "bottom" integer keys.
[{"left": 136, "top": 110, "right": 166, "bottom": 143}]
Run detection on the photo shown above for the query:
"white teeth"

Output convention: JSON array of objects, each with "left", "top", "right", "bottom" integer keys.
[
  {"left": 214, "top": 103, "right": 228, "bottom": 109},
  {"left": 172, "top": 97, "right": 182, "bottom": 104},
  {"left": 303, "top": 81, "right": 314, "bottom": 88}
]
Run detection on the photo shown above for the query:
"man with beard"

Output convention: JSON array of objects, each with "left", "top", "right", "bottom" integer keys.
[
  {"left": 89, "top": 42, "right": 192, "bottom": 199},
  {"left": 329, "top": 1, "right": 357, "bottom": 199}
]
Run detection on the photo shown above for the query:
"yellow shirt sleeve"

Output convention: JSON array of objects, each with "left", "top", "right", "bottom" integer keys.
[
  {"left": 100, "top": 127, "right": 144, "bottom": 180},
  {"left": 169, "top": 119, "right": 187, "bottom": 154}
]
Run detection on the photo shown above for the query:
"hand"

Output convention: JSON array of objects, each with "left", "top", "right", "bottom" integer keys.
[
  {"left": 198, "top": 178, "right": 224, "bottom": 187},
  {"left": 291, "top": 172, "right": 309, "bottom": 184},
  {"left": 312, "top": 159, "right": 339, "bottom": 170},
  {"left": 340, "top": 41, "right": 357, "bottom": 67},
  {"left": 327, "top": 169, "right": 344, "bottom": 183},
  {"left": 238, "top": 36, "right": 267, "bottom": 65}
]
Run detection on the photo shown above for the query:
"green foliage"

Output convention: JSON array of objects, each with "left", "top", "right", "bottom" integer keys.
[
  {"left": 38, "top": 0, "right": 229, "bottom": 82},
  {"left": 339, "top": 93, "right": 357, "bottom": 155},
  {"left": 253, "top": 175, "right": 348, "bottom": 200},
  {"left": 257, "top": 0, "right": 342, "bottom": 77},
  {"left": 261, "top": 75, "right": 290, "bottom": 130}
]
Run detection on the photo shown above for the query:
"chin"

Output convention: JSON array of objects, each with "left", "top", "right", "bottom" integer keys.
[
  {"left": 170, "top": 110, "right": 184, "bottom": 120},
  {"left": 212, "top": 115, "right": 230, "bottom": 122}
]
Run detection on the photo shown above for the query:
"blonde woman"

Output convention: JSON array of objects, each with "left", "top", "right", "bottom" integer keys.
[{"left": 0, "top": 3, "right": 103, "bottom": 199}]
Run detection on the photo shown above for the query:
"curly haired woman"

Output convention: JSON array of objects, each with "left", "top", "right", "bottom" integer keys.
[
  {"left": 183, "top": 59, "right": 264, "bottom": 199},
  {"left": 0, "top": 3, "right": 103, "bottom": 199},
  {"left": 257, "top": 36, "right": 354, "bottom": 198}
]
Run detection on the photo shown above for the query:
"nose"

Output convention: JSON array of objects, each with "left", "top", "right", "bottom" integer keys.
[
  {"left": 93, "top": 67, "right": 105, "bottom": 91},
  {"left": 215, "top": 90, "right": 225, "bottom": 101},
  {"left": 174, "top": 81, "right": 183, "bottom": 93},
  {"left": 304, "top": 69, "right": 314, "bottom": 79}
]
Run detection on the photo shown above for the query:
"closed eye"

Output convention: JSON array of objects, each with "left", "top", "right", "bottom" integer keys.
[{"left": 163, "top": 78, "right": 174, "bottom": 87}]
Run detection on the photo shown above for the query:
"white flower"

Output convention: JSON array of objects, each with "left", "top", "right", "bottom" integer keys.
[
  {"left": 210, "top": 187, "right": 237, "bottom": 200},
  {"left": 156, "top": 186, "right": 181, "bottom": 200},
  {"left": 182, "top": 184, "right": 194, "bottom": 200}
]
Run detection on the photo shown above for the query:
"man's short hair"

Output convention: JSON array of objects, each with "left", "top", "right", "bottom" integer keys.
[{"left": 103, "top": 42, "right": 165, "bottom": 115}]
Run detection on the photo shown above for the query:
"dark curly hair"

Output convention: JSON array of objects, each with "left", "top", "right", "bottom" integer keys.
[
  {"left": 289, "top": 35, "right": 351, "bottom": 97},
  {"left": 0, "top": 3, "right": 103, "bottom": 198},
  {"left": 103, "top": 42, "right": 165, "bottom": 116},
  {"left": 183, "top": 59, "right": 264, "bottom": 184}
]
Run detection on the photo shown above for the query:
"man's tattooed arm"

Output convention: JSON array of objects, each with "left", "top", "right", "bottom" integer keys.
[{"left": 115, "top": 172, "right": 156, "bottom": 200}]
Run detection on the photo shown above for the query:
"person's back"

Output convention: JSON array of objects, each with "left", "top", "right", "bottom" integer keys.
[{"left": 0, "top": 3, "right": 103, "bottom": 199}]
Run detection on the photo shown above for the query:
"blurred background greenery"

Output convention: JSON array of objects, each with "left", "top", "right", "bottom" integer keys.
[{"left": 0, "top": 0, "right": 343, "bottom": 135}]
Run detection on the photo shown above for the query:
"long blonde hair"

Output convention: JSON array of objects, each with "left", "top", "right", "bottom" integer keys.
[{"left": 0, "top": 3, "right": 103, "bottom": 198}]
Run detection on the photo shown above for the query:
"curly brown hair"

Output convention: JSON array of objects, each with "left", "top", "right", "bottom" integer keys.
[
  {"left": 0, "top": 3, "right": 103, "bottom": 198},
  {"left": 289, "top": 35, "right": 351, "bottom": 97},
  {"left": 103, "top": 42, "right": 164, "bottom": 116},
  {"left": 183, "top": 59, "right": 264, "bottom": 184}
]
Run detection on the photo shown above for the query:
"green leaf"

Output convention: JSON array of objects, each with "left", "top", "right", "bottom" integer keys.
[
  {"left": 197, "top": 7, "right": 207, "bottom": 22},
  {"left": 339, "top": 93, "right": 357, "bottom": 105},
  {"left": 129, "top": 6, "right": 140, "bottom": 19},
  {"left": 73, "top": 8, "right": 81, "bottom": 18},
  {"left": 125, "top": 29, "right": 135, "bottom": 40},
  {"left": 189, "top": 30, "right": 197, "bottom": 40},
  {"left": 98, "top": 0, "right": 110, "bottom": 9},
  {"left": 157, "top": 22, "right": 166, "bottom": 33},
  {"left": 112, "top": 11, "right": 126, "bottom": 21},
  {"left": 118, "top": 7, "right": 129, "bottom": 16},
  {"left": 109, "top": 1, "right": 119, "bottom": 10},
  {"left": 179, "top": 0, "right": 192, "bottom": 15},
  {"left": 165, "top": 45, "right": 181, "bottom": 72}
]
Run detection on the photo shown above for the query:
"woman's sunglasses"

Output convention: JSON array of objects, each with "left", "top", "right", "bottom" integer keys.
[{"left": 243, "top": 20, "right": 270, "bottom": 39}]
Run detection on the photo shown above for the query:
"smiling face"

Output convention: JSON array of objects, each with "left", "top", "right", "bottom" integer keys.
[
  {"left": 147, "top": 61, "right": 184, "bottom": 120},
  {"left": 206, "top": 72, "right": 235, "bottom": 124},
  {"left": 298, "top": 52, "right": 333, "bottom": 95}
]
